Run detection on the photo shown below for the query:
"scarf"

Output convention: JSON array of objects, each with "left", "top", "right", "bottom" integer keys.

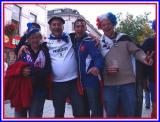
[
  {"left": 21, "top": 50, "right": 45, "bottom": 69},
  {"left": 100, "top": 33, "right": 126, "bottom": 57},
  {"left": 48, "top": 32, "right": 69, "bottom": 43},
  {"left": 34, "top": 50, "right": 46, "bottom": 69}
]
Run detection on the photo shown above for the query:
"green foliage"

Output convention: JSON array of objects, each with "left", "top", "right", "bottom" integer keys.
[{"left": 116, "top": 12, "right": 153, "bottom": 45}]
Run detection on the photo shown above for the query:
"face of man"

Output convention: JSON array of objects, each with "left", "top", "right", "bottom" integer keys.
[
  {"left": 74, "top": 21, "right": 87, "bottom": 38},
  {"left": 28, "top": 32, "right": 42, "bottom": 49},
  {"left": 101, "top": 18, "right": 115, "bottom": 38},
  {"left": 49, "top": 19, "right": 64, "bottom": 38}
]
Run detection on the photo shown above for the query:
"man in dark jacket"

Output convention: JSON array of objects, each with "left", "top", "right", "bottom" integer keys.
[
  {"left": 73, "top": 18, "right": 104, "bottom": 117},
  {"left": 142, "top": 20, "right": 156, "bottom": 118}
]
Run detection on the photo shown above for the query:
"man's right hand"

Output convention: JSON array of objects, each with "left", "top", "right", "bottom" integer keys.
[
  {"left": 22, "top": 66, "right": 31, "bottom": 77},
  {"left": 18, "top": 45, "right": 29, "bottom": 58}
]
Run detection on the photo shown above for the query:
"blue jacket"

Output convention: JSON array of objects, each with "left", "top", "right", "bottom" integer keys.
[{"left": 75, "top": 33, "right": 104, "bottom": 88}]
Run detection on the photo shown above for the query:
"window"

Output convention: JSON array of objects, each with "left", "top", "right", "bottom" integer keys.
[
  {"left": 12, "top": 5, "right": 21, "bottom": 35},
  {"left": 30, "top": 13, "right": 37, "bottom": 22},
  {"left": 12, "top": 5, "right": 21, "bottom": 21}
]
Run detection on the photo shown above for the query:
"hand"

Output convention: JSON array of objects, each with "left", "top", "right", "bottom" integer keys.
[
  {"left": 22, "top": 66, "right": 31, "bottom": 77},
  {"left": 87, "top": 67, "right": 99, "bottom": 76},
  {"left": 89, "top": 33, "right": 100, "bottom": 46},
  {"left": 144, "top": 51, "right": 154, "bottom": 65},
  {"left": 18, "top": 45, "right": 29, "bottom": 58},
  {"left": 94, "top": 38, "right": 100, "bottom": 47}
]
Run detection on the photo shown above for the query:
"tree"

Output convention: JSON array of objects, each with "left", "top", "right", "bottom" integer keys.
[{"left": 116, "top": 12, "right": 153, "bottom": 45}]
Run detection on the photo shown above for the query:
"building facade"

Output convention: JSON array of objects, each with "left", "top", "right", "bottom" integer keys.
[
  {"left": 47, "top": 8, "right": 101, "bottom": 38},
  {"left": 4, "top": 4, "right": 48, "bottom": 65},
  {"left": 4, "top": 4, "right": 47, "bottom": 36}
]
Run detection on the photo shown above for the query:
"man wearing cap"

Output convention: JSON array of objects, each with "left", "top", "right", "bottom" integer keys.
[
  {"left": 96, "top": 12, "right": 153, "bottom": 117},
  {"left": 47, "top": 16, "right": 85, "bottom": 117},
  {"left": 15, "top": 22, "right": 41, "bottom": 56},
  {"left": 6, "top": 27, "right": 52, "bottom": 118}
]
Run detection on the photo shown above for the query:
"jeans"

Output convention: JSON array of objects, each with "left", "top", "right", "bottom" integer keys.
[
  {"left": 103, "top": 83, "right": 136, "bottom": 117},
  {"left": 135, "top": 81, "right": 143, "bottom": 117},
  {"left": 15, "top": 90, "right": 46, "bottom": 118}
]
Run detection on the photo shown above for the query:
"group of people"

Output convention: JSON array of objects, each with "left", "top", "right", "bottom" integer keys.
[{"left": 4, "top": 12, "right": 156, "bottom": 118}]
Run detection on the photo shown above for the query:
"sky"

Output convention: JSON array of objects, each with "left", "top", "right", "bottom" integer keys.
[{"left": 47, "top": 4, "right": 156, "bottom": 32}]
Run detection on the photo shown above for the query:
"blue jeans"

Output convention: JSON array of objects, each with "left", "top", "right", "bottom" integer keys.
[
  {"left": 15, "top": 90, "right": 46, "bottom": 117},
  {"left": 103, "top": 83, "right": 136, "bottom": 117},
  {"left": 135, "top": 81, "right": 143, "bottom": 117}
]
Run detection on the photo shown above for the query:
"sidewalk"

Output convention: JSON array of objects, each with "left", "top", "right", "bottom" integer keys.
[{"left": 4, "top": 98, "right": 151, "bottom": 118}]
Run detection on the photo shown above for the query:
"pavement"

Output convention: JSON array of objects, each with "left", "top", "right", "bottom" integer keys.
[{"left": 4, "top": 92, "right": 152, "bottom": 118}]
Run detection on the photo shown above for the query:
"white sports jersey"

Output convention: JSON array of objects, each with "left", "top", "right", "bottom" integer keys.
[{"left": 46, "top": 34, "right": 78, "bottom": 82}]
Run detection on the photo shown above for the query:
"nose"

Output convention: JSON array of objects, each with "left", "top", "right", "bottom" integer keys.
[
  {"left": 78, "top": 26, "right": 84, "bottom": 31},
  {"left": 54, "top": 24, "right": 59, "bottom": 28}
]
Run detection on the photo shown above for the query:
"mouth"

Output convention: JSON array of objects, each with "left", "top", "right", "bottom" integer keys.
[
  {"left": 53, "top": 29, "right": 61, "bottom": 33},
  {"left": 103, "top": 27, "right": 111, "bottom": 31}
]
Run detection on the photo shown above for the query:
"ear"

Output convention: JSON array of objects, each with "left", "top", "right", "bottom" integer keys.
[{"left": 62, "top": 25, "right": 64, "bottom": 30}]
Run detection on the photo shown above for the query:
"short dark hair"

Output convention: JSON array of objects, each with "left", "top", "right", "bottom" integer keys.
[{"left": 74, "top": 18, "right": 86, "bottom": 28}]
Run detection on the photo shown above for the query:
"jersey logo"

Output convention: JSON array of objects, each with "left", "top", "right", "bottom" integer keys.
[
  {"left": 52, "top": 47, "right": 68, "bottom": 58},
  {"left": 80, "top": 45, "right": 86, "bottom": 52}
]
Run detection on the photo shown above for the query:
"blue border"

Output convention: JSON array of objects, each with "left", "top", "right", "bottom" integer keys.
[
  {"left": 1, "top": 0, "right": 159, "bottom": 121},
  {"left": 1, "top": 1, "right": 2, "bottom": 121}
]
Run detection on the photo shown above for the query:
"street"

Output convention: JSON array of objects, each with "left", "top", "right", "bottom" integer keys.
[{"left": 4, "top": 92, "right": 152, "bottom": 118}]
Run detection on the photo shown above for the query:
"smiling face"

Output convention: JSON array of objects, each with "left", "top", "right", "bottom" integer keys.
[
  {"left": 28, "top": 32, "right": 42, "bottom": 49},
  {"left": 101, "top": 18, "right": 115, "bottom": 38},
  {"left": 74, "top": 20, "right": 87, "bottom": 39},
  {"left": 49, "top": 19, "right": 64, "bottom": 38}
]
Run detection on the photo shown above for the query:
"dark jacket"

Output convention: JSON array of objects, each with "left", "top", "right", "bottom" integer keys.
[
  {"left": 24, "top": 43, "right": 52, "bottom": 90},
  {"left": 74, "top": 33, "right": 104, "bottom": 88},
  {"left": 142, "top": 36, "right": 155, "bottom": 82}
]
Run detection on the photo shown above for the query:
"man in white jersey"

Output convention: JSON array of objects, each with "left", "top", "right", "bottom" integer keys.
[{"left": 47, "top": 16, "right": 85, "bottom": 117}]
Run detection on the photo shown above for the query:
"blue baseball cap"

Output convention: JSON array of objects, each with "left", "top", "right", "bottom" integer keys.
[{"left": 27, "top": 28, "right": 40, "bottom": 38}]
